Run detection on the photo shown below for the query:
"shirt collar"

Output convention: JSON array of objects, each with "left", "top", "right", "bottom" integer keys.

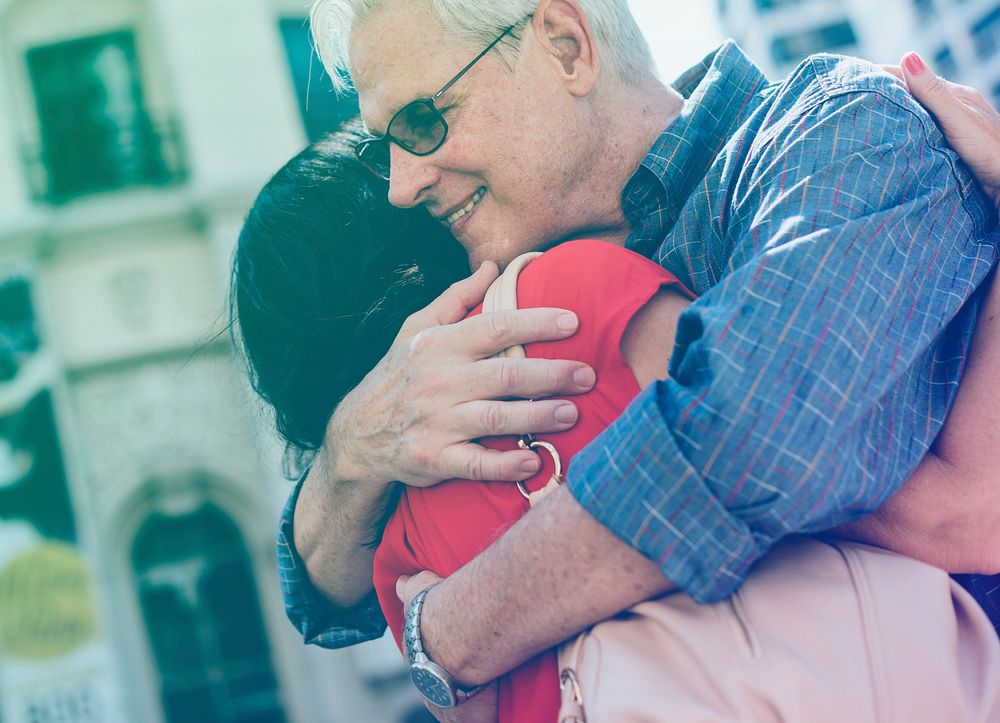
[{"left": 624, "top": 40, "right": 770, "bottom": 257}]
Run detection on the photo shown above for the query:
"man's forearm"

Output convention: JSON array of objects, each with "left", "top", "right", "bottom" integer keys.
[
  {"left": 420, "top": 485, "right": 675, "bottom": 686},
  {"left": 294, "top": 446, "right": 395, "bottom": 608}
]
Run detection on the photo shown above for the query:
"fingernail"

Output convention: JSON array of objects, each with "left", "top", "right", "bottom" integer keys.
[
  {"left": 904, "top": 52, "right": 925, "bottom": 75},
  {"left": 520, "top": 458, "right": 541, "bottom": 474},
  {"left": 574, "top": 367, "right": 596, "bottom": 387},
  {"left": 555, "top": 403, "right": 578, "bottom": 424},
  {"left": 557, "top": 313, "right": 578, "bottom": 332},
  {"left": 396, "top": 577, "right": 408, "bottom": 599}
]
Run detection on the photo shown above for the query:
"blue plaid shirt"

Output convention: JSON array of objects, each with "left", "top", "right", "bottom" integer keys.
[{"left": 278, "top": 41, "right": 1000, "bottom": 648}]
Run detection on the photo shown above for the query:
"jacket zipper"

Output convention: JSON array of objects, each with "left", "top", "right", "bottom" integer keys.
[{"left": 725, "top": 592, "right": 762, "bottom": 660}]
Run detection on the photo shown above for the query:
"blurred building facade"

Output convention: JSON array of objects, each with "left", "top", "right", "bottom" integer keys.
[
  {"left": 0, "top": 0, "right": 423, "bottom": 721},
  {"left": 717, "top": 0, "right": 1000, "bottom": 106},
  {"left": 8, "top": 1, "right": 995, "bottom": 722}
]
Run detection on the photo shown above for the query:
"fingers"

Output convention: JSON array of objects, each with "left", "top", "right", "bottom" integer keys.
[
  {"left": 396, "top": 570, "right": 443, "bottom": 607},
  {"left": 880, "top": 64, "right": 904, "bottom": 82},
  {"left": 450, "top": 398, "right": 581, "bottom": 439},
  {"left": 469, "top": 357, "right": 596, "bottom": 399},
  {"left": 901, "top": 52, "right": 967, "bottom": 127},
  {"left": 405, "top": 329, "right": 595, "bottom": 405},
  {"left": 893, "top": 55, "right": 993, "bottom": 116},
  {"left": 436, "top": 442, "right": 544, "bottom": 482},
  {"left": 442, "top": 307, "right": 582, "bottom": 358},
  {"left": 404, "top": 261, "right": 500, "bottom": 332},
  {"left": 955, "top": 84, "right": 1000, "bottom": 120}
]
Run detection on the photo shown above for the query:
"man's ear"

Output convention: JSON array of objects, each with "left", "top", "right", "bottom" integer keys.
[{"left": 532, "top": 0, "right": 599, "bottom": 97}]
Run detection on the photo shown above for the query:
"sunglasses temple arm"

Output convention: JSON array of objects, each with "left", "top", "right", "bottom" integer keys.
[{"left": 433, "top": 21, "right": 522, "bottom": 100}]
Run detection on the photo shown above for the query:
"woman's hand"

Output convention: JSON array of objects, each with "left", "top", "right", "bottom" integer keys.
[{"left": 890, "top": 52, "right": 1000, "bottom": 210}]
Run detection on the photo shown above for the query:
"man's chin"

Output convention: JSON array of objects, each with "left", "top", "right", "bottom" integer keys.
[{"left": 463, "top": 236, "right": 539, "bottom": 271}]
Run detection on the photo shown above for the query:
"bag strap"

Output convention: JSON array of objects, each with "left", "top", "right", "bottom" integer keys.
[
  {"left": 484, "top": 252, "right": 590, "bottom": 722},
  {"left": 483, "top": 252, "right": 542, "bottom": 360}
]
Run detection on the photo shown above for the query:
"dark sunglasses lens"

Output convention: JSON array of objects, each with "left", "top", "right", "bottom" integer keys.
[
  {"left": 389, "top": 101, "right": 447, "bottom": 154},
  {"left": 357, "top": 140, "right": 390, "bottom": 179}
]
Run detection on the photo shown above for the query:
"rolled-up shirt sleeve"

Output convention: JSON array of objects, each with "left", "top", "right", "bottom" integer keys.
[
  {"left": 278, "top": 469, "right": 387, "bottom": 648},
  {"left": 569, "top": 78, "right": 998, "bottom": 603}
]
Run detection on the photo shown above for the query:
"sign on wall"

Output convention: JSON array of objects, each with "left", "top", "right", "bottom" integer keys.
[{"left": 0, "top": 527, "right": 126, "bottom": 723}]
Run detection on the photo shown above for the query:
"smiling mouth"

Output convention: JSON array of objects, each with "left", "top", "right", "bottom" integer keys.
[{"left": 444, "top": 188, "right": 486, "bottom": 226}]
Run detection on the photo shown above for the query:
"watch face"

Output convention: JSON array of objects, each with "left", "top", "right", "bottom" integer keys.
[{"left": 410, "top": 664, "right": 455, "bottom": 708}]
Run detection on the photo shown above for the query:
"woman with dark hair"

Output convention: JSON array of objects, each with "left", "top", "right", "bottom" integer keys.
[
  {"left": 232, "top": 123, "right": 469, "bottom": 468},
  {"left": 233, "top": 123, "right": 1000, "bottom": 723}
]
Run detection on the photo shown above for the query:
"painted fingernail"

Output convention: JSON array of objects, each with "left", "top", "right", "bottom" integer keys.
[
  {"left": 574, "top": 367, "right": 596, "bottom": 387},
  {"left": 557, "top": 313, "right": 578, "bottom": 332},
  {"left": 555, "top": 404, "right": 578, "bottom": 424},
  {"left": 904, "top": 52, "right": 925, "bottom": 75}
]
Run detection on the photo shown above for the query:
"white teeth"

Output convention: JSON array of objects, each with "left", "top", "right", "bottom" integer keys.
[{"left": 446, "top": 188, "right": 486, "bottom": 225}]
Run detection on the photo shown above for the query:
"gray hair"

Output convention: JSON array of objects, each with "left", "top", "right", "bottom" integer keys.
[{"left": 310, "top": 0, "right": 658, "bottom": 92}]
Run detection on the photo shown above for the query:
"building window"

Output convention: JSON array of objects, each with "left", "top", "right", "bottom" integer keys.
[
  {"left": 972, "top": 6, "right": 1000, "bottom": 60},
  {"left": 933, "top": 46, "right": 957, "bottom": 78},
  {"left": 772, "top": 20, "right": 858, "bottom": 64},
  {"left": 279, "top": 18, "right": 360, "bottom": 141},
  {"left": 24, "top": 31, "right": 185, "bottom": 204},
  {"left": 132, "top": 503, "right": 285, "bottom": 723},
  {"left": 0, "top": 391, "right": 75, "bottom": 542},
  {"left": 0, "top": 277, "right": 38, "bottom": 383},
  {"left": 755, "top": 0, "right": 807, "bottom": 9},
  {"left": 912, "top": 0, "right": 935, "bottom": 23}
]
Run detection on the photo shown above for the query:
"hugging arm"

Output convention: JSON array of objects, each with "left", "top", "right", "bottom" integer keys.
[
  {"left": 837, "top": 53, "right": 1000, "bottom": 572},
  {"left": 837, "top": 268, "right": 1000, "bottom": 572}
]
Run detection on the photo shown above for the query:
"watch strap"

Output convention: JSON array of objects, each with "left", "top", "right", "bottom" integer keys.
[{"left": 403, "top": 585, "right": 487, "bottom": 705}]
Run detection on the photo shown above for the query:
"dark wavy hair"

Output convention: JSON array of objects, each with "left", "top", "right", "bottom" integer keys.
[{"left": 231, "top": 122, "right": 468, "bottom": 473}]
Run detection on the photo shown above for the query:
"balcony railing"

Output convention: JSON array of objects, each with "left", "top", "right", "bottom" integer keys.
[{"left": 20, "top": 111, "right": 187, "bottom": 205}]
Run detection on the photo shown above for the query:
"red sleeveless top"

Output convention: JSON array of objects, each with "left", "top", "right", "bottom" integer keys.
[{"left": 373, "top": 239, "right": 693, "bottom": 721}]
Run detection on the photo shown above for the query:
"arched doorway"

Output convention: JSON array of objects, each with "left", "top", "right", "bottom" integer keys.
[{"left": 132, "top": 503, "right": 286, "bottom": 723}]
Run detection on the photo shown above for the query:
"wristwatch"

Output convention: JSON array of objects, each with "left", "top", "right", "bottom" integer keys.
[{"left": 403, "top": 586, "right": 486, "bottom": 708}]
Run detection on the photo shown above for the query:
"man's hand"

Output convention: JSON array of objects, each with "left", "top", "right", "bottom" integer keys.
[
  {"left": 328, "top": 261, "right": 597, "bottom": 489},
  {"left": 885, "top": 52, "right": 1000, "bottom": 210},
  {"left": 293, "top": 262, "right": 595, "bottom": 608}
]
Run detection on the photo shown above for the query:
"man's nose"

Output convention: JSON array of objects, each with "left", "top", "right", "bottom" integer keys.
[{"left": 386, "top": 144, "right": 439, "bottom": 209}]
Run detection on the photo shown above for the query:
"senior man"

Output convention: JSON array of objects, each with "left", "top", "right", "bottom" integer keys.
[{"left": 282, "top": 0, "right": 999, "bottom": 706}]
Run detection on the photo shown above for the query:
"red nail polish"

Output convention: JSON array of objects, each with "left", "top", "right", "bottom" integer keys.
[{"left": 904, "top": 53, "right": 925, "bottom": 75}]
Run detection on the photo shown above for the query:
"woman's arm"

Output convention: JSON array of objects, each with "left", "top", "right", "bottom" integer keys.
[{"left": 621, "top": 288, "right": 690, "bottom": 387}]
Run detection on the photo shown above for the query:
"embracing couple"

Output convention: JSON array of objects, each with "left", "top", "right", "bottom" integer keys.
[{"left": 233, "top": 0, "right": 1000, "bottom": 720}]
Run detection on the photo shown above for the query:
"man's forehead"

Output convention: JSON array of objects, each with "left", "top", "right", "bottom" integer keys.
[{"left": 348, "top": 1, "right": 469, "bottom": 130}]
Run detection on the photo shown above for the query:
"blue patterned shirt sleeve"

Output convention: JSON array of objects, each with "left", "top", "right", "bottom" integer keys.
[
  {"left": 568, "top": 51, "right": 998, "bottom": 604},
  {"left": 278, "top": 468, "right": 387, "bottom": 648}
]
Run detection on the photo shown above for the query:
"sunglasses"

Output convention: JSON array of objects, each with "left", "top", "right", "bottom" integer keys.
[{"left": 355, "top": 14, "right": 532, "bottom": 180}]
